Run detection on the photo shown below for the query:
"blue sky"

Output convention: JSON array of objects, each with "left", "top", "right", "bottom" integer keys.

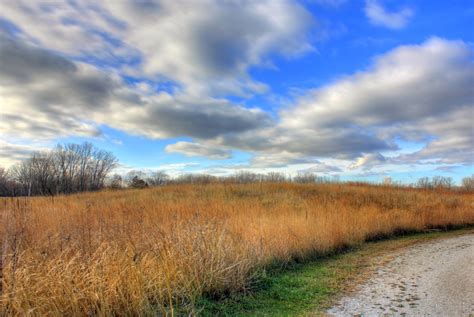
[{"left": 0, "top": 0, "right": 473, "bottom": 183}]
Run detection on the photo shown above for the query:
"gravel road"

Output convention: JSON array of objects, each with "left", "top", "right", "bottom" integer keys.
[{"left": 327, "top": 233, "right": 474, "bottom": 316}]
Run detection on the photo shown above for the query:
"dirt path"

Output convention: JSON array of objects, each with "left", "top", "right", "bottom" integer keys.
[{"left": 326, "top": 233, "right": 474, "bottom": 316}]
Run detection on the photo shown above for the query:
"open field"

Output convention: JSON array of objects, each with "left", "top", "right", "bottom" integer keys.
[{"left": 1, "top": 183, "right": 473, "bottom": 315}]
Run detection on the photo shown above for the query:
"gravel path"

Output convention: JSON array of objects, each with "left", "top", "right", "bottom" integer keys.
[{"left": 327, "top": 234, "right": 474, "bottom": 316}]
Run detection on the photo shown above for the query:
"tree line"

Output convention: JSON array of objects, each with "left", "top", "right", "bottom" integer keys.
[
  {"left": 109, "top": 170, "right": 342, "bottom": 190},
  {"left": 114, "top": 170, "right": 474, "bottom": 192},
  {"left": 1, "top": 142, "right": 473, "bottom": 196}
]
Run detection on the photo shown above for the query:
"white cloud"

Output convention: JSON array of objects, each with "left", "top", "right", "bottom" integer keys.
[
  {"left": 206, "top": 38, "right": 473, "bottom": 169},
  {"left": 0, "top": 0, "right": 314, "bottom": 96},
  {"left": 365, "top": 0, "right": 414, "bottom": 29},
  {"left": 114, "top": 162, "right": 200, "bottom": 177},
  {"left": 0, "top": 35, "right": 271, "bottom": 143},
  {"left": 1, "top": 33, "right": 471, "bottom": 172},
  {"left": 275, "top": 38, "right": 473, "bottom": 162},
  {"left": 311, "top": 0, "right": 347, "bottom": 7},
  {"left": 392, "top": 107, "right": 474, "bottom": 165},
  {"left": 0, "top": 1, "right": 472, "bottom": 175},
  {"left": 349, "top": 153, "right": 386, "bottom": 170},
  {"left": 165, "top": 142, "right": 232, "bottom": 160},
  {"left": 299, "top": 162, "right": 342, "bottom": 174},
  {"left": 0, "top": 140, "right": 49, "bottom": 167},
  {"left": 250, "top": 151, "right": 317, "bottom": 168}
]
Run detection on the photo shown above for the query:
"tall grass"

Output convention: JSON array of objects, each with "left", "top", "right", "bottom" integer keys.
[{"left": 1, "top": 183, "right": 473, "bottom": 315}]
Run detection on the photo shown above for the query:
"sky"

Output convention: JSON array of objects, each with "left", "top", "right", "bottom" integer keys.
[{"left": 0, "top": 0, "right": 473, "bottom": 183}]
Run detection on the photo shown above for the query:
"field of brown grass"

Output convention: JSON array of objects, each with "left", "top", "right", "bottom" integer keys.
[{"left": 1, "top": 183, "right": 473, "bottom": 315}]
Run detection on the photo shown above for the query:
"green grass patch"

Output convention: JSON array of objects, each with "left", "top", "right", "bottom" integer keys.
[{"left": 197, "top": 228, "right": 473, "bottom": 316}]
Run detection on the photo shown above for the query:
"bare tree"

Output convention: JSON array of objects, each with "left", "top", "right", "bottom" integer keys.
[
  {"left": 231, "top": 171, "right": 264, "bottom": 184},
  {"left": 107, "top": 174, "right": 124, "bottom": 189},
  {"left": 264, "top": 172, "right": 287, "bottom": 183},
  {"left": 147, "top": 171, "right": 169, "bottom": 186},
  {"left": 416, "top": 176, "right": 454, "bottom": 190},
  {"left": 293, "top": 172, "right": 317, "bottom": 184},
  {"left": 89, "top": 148, "right": 117, "bottom": 190},
  {"left": 461, "top": 175, "right": 474, "bottom": 191},
  {"left": 416, "top": 177, "right": 432, "bottom": 189},
  {"left": 432, "top": 176, "right": 454, "bottom": 189},
  {"left": 125, "top": 170, "right": 148, "bottom": 188},
  {"left": 8, "top": 142, "right": 117, "bottom": 196},
  {"left": 174, "top": 173, "right": 217, "bottom": 184},
  {"left": 0, "top": 167, "right": 14, "bottom": 196}
]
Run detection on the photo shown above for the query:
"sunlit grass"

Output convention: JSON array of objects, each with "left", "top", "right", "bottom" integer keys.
[{"left": 1, "top": 183, "right": 473, "bottom": 315}]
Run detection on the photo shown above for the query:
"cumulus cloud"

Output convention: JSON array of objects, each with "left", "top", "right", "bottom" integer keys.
[
  {"left": 165, "top": 142, "right": 232, "bottom": 160},
  {"left": 365, "top": 0, "right": 414, "bottom": 29},
  {"left": 0, "top": 1, "right": 472, "bottom": 175},
  {"left": 216, "top": 127, "right": 393, "bottom": 160},
  {"left": 391, "top": 107, "right": 474, "bottom": 165},
  {"left": 0, "top": 36, "right": 106, "bottom": 139},
  {"left": 0, "top": 0, "right": 314, "bottom": 96},
  {"left": 1, "top": 33, "right": 471, "bottom": 170},
  {"left": 0, "top": 34, "right": 271, "bottom": 142},
  {"left": 0, "top": 0, "right": 309, "bottom": 164},
  {"left": 106, "top": 0, "right": 314, "bottom": 95},
  {"left": 190, "top": 38, "right": 472, "bottom": 169},
  {"left": 282, "top": 38, "right": 473, "bottom": 130},
  {"left": 274, "top": 38, "right": 473, "bottom": 165}
]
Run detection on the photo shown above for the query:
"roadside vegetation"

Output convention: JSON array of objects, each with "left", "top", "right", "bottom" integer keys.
[
  {"left": 1, "top": 182, "right": 473, "bottom": 315},
  {"left": 199, "top": 228, "right": 474, "bottom": 316}
]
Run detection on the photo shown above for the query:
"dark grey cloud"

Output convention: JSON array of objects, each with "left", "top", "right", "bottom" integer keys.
[
  {"left": 139, "top": 99, "right": 270, "bottom": 139},
  {"left": 0, "top": 34, "right": 116, "bottom": 110},
  {"left": 187, "top": 8, "right": 270, "bottom": 77},
  {"left": 0, "top": 141, "right": 38, "bottom": 160},
  {"left": 0, "top": 141, "right": 50, "bottom": 166},
  {"left": 0, "top": 36, "right": 76, "bottom": 83},
  {"left": 215, "top": 127, "right": 394, "bottom": 160}
]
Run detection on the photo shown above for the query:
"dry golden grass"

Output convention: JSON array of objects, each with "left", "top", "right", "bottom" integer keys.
[{"left": 1, "top": 183, "right": 473, "bottom": 315}]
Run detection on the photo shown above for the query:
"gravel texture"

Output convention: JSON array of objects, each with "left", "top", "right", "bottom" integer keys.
[{"left": 327, "top": 234, "right": 474, "bottom": 316}]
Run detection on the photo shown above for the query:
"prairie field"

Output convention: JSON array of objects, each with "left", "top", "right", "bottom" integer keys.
[{"left": 1, "top": 183, "right": 473, "bottom": 315}]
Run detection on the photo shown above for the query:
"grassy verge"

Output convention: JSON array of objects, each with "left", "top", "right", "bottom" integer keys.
[{"left": 197, "top": 227, "right": 474, "bottom": 316}]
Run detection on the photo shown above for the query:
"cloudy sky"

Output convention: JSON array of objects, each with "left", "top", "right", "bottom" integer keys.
[{"left": 0, "top": 0, "right": 473, "bottom": 183}]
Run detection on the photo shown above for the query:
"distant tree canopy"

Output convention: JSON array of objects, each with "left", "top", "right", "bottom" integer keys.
[
  {"left": 2, "top": 142, "right": 117, "bottom": 196},
  {"left": 1, "top": 143, "right": 472, "bottom": 197}
]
